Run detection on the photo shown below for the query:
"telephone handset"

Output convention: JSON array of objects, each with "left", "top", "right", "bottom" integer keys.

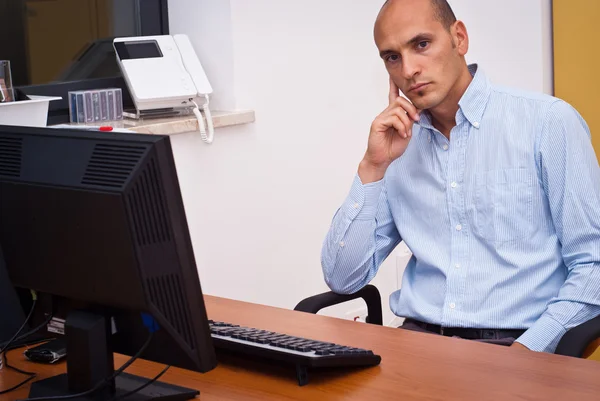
[{"left": 113, "top": 34, "right": 215, "bottom": 143}]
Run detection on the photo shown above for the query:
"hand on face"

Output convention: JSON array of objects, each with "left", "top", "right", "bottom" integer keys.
[{"left": 358, "top": 77, "right": 421, "bottom": 183}]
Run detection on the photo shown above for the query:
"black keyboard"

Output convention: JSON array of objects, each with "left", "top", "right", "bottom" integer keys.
[{"left": 208, "top": 320, "right": 381, "bottom": 386}]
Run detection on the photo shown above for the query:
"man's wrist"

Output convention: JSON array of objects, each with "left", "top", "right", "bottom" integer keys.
[
  {"left": 358, "top": 159, "right": 389, "bottom": 184},
  {"left": 513, "top": 315, "right": 566, "bottom": 353}
]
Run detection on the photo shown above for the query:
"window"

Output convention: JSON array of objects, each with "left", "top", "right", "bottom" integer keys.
[{"left": 0, "top": 0, "right": 169, "bottom": 124}]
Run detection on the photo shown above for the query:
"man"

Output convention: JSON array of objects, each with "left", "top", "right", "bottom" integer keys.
[{"left": 321, "top": 0, "right": 600, "bottom": 352}]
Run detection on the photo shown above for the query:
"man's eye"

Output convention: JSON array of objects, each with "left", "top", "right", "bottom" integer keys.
[
  {"left": 387, "top": 54, "right": 400, "bottom": 62},
  {"left": 417, "top": 41, "right": 430, "bottom": 49}
]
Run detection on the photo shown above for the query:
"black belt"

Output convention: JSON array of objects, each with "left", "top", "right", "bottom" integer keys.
[{"left": 405, "top": 319, "right": 526, "bottom": 340}]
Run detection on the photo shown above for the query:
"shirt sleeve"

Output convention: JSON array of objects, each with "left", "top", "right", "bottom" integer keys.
[
  {"left": 321, "top": 173, "right": 401, "bottom": 294},
  {"left": 515, "top": 100, "right": 600, "bottom": 352}
]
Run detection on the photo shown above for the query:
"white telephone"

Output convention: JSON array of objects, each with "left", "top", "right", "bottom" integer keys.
[{"left": 113, "top": 34, "right": 215, "bottom": 143}]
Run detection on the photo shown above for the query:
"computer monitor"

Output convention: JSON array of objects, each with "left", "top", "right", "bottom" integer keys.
[{"left": 0, "top": 125, "right": 217, "bottom": 400}]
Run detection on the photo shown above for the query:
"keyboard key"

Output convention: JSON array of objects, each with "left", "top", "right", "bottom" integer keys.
[
  {"left": 264, "top": 335, "right": 286, "bottom": 341},
  {"left": 313, "top": 347, "right": 335, "bottom": 353}
]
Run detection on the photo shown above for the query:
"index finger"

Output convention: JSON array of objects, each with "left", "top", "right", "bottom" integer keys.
[
  {"left": 395, "top": 96, "right": 421, "bottom": 122},
  {"left": 388, "top": 77, "right": 400, "bottom": 105}
]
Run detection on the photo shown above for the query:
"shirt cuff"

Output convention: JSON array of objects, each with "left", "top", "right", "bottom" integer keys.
[
  {"left": 343, "top": 174, "right": 384, "bottom": 221},
  {"left": 514, "top": 314, "right": 567, "bottom": 353}
]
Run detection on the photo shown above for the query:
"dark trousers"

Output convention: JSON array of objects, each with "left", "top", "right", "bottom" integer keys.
[{"left": 400, "top": 319, "right": 526, "bottom": 346}]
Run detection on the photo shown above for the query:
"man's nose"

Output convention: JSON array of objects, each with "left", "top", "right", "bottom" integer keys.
[{"left": 401, "top": 56, "right": 420, "bottom": 80}]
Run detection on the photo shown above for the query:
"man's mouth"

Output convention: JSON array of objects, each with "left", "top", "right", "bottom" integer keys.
[{"left": 408, "top": 83, "right": 430, "bottom": 93}]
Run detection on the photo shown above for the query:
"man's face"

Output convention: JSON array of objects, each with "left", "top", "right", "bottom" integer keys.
[{"left": 374, "top": 0, "right": 466, "bottom": 110}]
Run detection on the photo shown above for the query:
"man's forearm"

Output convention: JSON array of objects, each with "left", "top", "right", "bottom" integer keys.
[
  {"left": 528, "top": 101, "right": 600, "bottom": 353},
  {"left": 322, "top": 218, "right": 381, "bottom": 294},
  {"left": 515, "top": 264, "right": 600, "bottom": 352},
  {"left": 321, "top": 175, "right": 400, "bottom": 294}
]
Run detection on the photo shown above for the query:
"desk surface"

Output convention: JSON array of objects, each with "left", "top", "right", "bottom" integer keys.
[{"left": 2, "top": 295, "right": 600, "bottom": 400}]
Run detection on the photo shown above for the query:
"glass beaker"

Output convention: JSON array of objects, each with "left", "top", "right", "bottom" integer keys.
[{"left": 0, "top": 61, "right": 15, "bottom": 103}]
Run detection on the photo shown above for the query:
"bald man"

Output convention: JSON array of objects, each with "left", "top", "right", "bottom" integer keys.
[{"left": 321, "top": 0, "right": 600, "bottom": 353}]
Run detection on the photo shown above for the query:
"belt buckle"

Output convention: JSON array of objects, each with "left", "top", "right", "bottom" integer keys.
[{"left": 440, "top": 327, "right": 445, "bottom": 336}]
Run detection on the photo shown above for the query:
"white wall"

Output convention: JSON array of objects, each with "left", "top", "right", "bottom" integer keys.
[
  {"left": 450, "top": 0, "right": 552, "bottom": 93},
  {"left": 541, "top": 0, "right": 554, "bottom": 95},
  {"left": 168, "top": 0, "right": 236, "bottom": 110},
  {"left": 167, "top": 0, "right": 554, "bottom": 325}
]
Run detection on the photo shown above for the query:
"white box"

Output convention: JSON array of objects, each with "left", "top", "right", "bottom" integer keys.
[{"left": 0, "top": 95, "right": 62, "bottom": 127}]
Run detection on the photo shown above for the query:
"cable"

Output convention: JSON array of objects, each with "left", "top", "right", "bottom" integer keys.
[
  {"left": 0, "top": 325, "right": 53, "bottom": 396},
  {"left": 5, "top": 352, "right": 37, "bottom": 376},
  {"left": 191, "top": 99, "right": 208, "bottom": 141},
  {"left": 0, "top": 290, "right": 37, "bottom": 356},
  {"left": 202, "top": 94, "right": 214, "bottom": 144},
  {"left": 2, "top": 337, "right": 53, "bottom": 353},
  {"left": 0, "top": 352, "right": 37, "bottom": 395},
  {"left": 108, "top": 365, "right": 171, "bottom": 401},
  {"left": 0, "top": 373, "right": 36, "bottom": 395},
  {"left": 0, "top": 290, "right": 38, "bottom": 395},
  {"left": 18, "top": 331, "right": 154, "bottom": 401},
  {"left": 191, "top": 96, "right": 214, "bottom": 144},
  {"left": 0, "top": 314, "right": 54, "bottom": 351}
]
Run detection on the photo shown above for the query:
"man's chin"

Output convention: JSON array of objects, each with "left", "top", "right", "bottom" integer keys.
[
  {"left": 407, "top": 94, "right": 442, "bottom": 111},
  {"left": 408, "top": 98, "right": 432, "bottom": 111}
]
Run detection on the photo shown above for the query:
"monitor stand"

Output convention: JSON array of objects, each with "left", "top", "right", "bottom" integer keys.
[{"left": 28, "top": 310, "right": 199, "bottom": 401}]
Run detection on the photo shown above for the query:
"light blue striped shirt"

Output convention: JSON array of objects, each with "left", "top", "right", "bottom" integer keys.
[{"left": 322, "top": 64, "right": 600, "bottom": 353}]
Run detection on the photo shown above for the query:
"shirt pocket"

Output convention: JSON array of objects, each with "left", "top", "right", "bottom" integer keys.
[{"left": 473, "top": 168, "right": 535, "bottom": 245}]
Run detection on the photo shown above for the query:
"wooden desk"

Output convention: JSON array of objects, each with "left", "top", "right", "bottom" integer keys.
[{"left": 2, "top": 295, "right": 600, "bottom": 400}]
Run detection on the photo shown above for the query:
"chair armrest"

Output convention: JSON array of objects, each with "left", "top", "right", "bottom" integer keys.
[
  {"left": 294, "top": 285, "right": 383, "bottom": 325},
  {"left": 555, "top": 314, "right": 600, "bottom": 357}
]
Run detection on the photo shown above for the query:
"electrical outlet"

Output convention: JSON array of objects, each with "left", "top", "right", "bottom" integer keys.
[{"left": 346, "top": 306, "right": 368, "bottom": 323}]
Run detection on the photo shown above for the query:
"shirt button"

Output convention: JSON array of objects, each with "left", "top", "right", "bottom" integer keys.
[
  {"left": 449, "top": 302, "right": 456, "bottom": 309},
  {"left": 353, "top": 203, "right": 359, "bottom": 209},
  {"left": 339, "top": 241, "right": 345, "bottom": 247},
  {"left": 455, "top": 224, "right": 462, "bottom": 231},
  {"left": 442, "top": 144, "right": 449, "bottom": 151},
  {"left": 473, "top": 122, "right": 480, "bottom": 128},
  {"left": 455, "top": 263, "right": 461, "bottom": 269},
  {"left": 450, "top": 182, "right": 457, "bottom": 188},
  {"left": 428, "top": 134, "right": 432, "bottom": 143}
]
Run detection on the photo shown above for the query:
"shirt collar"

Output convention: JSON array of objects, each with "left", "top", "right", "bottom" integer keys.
[
  {"left": 458, "top": 64, "right": 491, "bottom": 127},
  {"left": 417, "top": 63, "right": 491, "bottom": 130}
]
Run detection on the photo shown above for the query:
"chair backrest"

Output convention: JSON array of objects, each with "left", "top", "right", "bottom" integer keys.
[
  {"left": 555, "top": 314, "right": 600, "bottom": 359},
  {"left": 584, "top": 339, "right": 600, "bottom": 360}
]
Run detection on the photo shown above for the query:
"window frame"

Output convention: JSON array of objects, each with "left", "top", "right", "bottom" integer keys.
[{"left": 16, "top": 0, "right": 170, "bottom": 125}]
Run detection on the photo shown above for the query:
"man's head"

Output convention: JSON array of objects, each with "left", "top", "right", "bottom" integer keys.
[{"left": 375, "top": 0, "right": 470, "bottom": 111}]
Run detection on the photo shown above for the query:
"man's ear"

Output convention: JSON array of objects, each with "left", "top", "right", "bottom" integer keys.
[{"left": 452, "top": 20, "right": 469, "bottom": 56}]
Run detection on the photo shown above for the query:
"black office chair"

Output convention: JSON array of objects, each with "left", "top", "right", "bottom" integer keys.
[{"left": 294, "top": 285, "right": 600, "bottom": 359}]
